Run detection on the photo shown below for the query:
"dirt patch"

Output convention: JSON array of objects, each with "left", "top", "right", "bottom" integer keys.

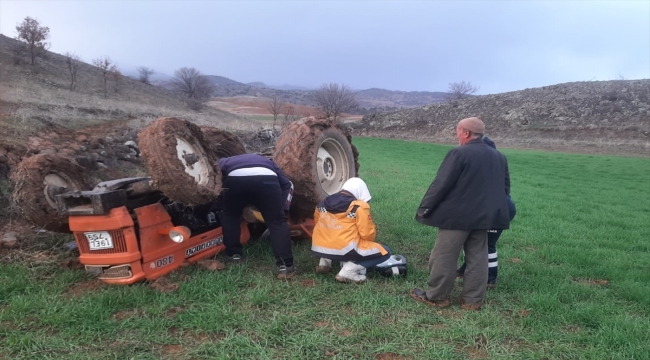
[
  {"left": 572, "top": 278, "right": 609, "bottom": 286},
  {"left": 197, "top": 259, "right": 225, "bottom": 271},
  {"left": 564, "top": 325, "right": 584, "bottom": 333},
  {"left": 149, "top": 276, "right": 179, "bottom": 293},
  {"left": 61, "top": 258, "right": 84, "bottom": 269},
  {"left": 510, "top": 258, "right": 523, "bottom": 263},
  {"left": 65, "top": 279, "right": 104, "bottom": 297},
  {"left": 167, "top": 327, "right": 226, "bottom": 343},
  {"left": 313, "top": 321, "right": 331, "bottom": 328},
  {"left": 0, "top": 320, "right": 16, "bottom": 331},
  {"left": 207, "top": 96, "right": 320, "bottom": 117},
  {"left": 465, "top": 347, "right": 489, "bottom": 360},
  {"left": 161, "top": 344, "right": 183, "bottom": 355},
  {"left": 165, "top": 306, "right": 185, "bottom": 318},
  {"left": 112, "top": 309, "right": 142, "bottom": 320},
  {"left": 1, "top": 249, "right": 59, "bottom": 266},
  {"left": 502, "top": 309, "right": 531, "bottom": 318},
  {"left": 338, "top": 329, "right": 353, "bottom": 337},
  {"left": 375, "top": 353, "right": 412, "bottom": 360},
  {"left": 301, "top": 279, "right": 316, "bottom": 287},
  {"left": 456, "top": 334, "right": 489, "bottom": 360}
]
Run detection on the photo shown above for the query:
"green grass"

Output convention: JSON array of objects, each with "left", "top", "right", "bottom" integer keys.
[{"left": 1, "top": 138, "right": 649, "bottom": 359}]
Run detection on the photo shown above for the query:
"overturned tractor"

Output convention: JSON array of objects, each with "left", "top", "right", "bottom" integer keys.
[{"left": 11, "top": 117, "right": 359, "bottom": 284}]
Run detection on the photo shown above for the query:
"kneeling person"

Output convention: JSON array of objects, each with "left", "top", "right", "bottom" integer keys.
[{"left": 311, "top": 177, "right": 391, "bottom": 284}]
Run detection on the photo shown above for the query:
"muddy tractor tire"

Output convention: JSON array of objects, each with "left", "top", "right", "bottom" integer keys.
[
  {"left": 138, "top": 117, "right": 221, "bottom": 205},
  {"left": 10, "top": 154, "right": 89, "bottom": 232},
  {"left": 200, "top": 127, "right": 247, "bottom": 158},
  {"left": 273, "top": 117, "right": 360, "bottom": 221}
]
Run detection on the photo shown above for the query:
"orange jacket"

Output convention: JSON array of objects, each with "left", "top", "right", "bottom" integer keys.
[{"left": 311, "top": 199, "right": 388, "bottom": 261}]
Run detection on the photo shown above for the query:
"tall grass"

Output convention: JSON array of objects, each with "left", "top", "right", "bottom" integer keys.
[{"left": 1, "top": 138, "right": 649, "bottom": 359}]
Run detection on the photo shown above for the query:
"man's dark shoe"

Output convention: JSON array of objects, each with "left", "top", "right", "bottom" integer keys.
[
  {"left": 276, "top": 265, "right": 298, "bottom": 280},
  {"left": 409, "top": 288, "right": 451, "bottom": 308},
  {"left": 224, "top": 254, "right": 243, "bottom": 264},
  {"left": 460, "top": 299, "right": 483, "bottom": 311}
]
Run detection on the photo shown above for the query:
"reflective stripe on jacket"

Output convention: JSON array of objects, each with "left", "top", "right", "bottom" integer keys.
[{"left": 311, "top": 199, "right": 388, "bottom": 261}]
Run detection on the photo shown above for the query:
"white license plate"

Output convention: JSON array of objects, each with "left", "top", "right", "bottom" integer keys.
[{"left": 85, "top": 231, "right": 114, "bottom": 250}]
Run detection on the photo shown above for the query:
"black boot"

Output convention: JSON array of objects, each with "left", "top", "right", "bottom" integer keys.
[{"left": 487, "top": 266, "right": 498, "bottom": 288}]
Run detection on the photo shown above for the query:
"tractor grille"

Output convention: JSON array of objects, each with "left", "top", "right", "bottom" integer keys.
[
  {"left": 100, "top": 265, "right": 132, "bottom": 279},
  {"left": 76, "top": 230, "right": 128, "bottom": 254},
  {"left": 85, "top": 265, "right": 133, "bottom": 279}
]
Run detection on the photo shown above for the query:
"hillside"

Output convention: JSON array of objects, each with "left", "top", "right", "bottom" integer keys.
[
  {"left": 0, "top": 34, "right": 246, "bottom": 132},
  {"left": 353, "top": 80, "right": 650, "bottom": 155},
  {"left": 0, "top": 33, "right": 257, "bottom": 186}
]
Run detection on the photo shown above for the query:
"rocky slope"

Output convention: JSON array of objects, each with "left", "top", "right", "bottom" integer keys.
[{"left": 352, "top": 80, "right": 650, "bottom": 155}]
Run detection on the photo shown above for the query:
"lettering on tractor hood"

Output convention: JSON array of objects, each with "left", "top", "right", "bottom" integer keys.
[{"left": 186, "top": 236, "right": 223, "bottom": 257}]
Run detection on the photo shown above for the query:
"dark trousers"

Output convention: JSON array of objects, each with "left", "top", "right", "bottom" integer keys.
[
  {"left": 220, "top": 175, "right": 293, "bottom": 267},
  {"left": 427, "top": 229, "right": 487, "bottom": 304},
  {"left": 354, "top": 245, "right": 392, "bottom": 268},
  {"left": 458, "top": 229, "right": 502, "bottom": 284}
]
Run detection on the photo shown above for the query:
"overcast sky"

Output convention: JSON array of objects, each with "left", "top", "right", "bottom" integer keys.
[{"left": 1, "top": 0, "right": 648, "bottom": 94}]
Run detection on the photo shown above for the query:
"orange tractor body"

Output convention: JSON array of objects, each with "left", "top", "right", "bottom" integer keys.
[
  {"left": 67, "top": 203, "right": 250, "bottom": 285},
  {"left": 58, "top": 177, "right": 314, "bottom": 285}
]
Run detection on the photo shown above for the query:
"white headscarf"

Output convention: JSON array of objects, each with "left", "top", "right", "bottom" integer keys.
[{"left": 341, "top": 177, "right": 372, "bottom": 203}]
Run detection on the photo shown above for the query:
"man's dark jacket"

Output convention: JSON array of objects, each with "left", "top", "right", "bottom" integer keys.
[
  {"left": 218, "top": 153, "right": 293, "bottom": 212},
  {"left": 416, "top": 138, "right": 511, "bottom": 230}
]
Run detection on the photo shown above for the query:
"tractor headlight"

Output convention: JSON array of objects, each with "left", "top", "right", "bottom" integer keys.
[{"left": 168, "top": 226, "right": 191, "bottom": 243}]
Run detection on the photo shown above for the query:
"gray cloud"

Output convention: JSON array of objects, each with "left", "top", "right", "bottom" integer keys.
[{"left": 1, "top": 0, "right": 648, "bottom": 94}]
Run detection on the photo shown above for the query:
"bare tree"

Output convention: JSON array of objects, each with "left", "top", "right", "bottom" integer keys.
[
  {"left": 447, "top": 81, "right": 480, "bottom": 100},
  {"left": 311, "top": 83, "right": 358, "bottom": 122},
  {"left": 110, "top": 66, "right": 122, "bottom": 93},
  {"left": 171, "top": 67, "right": 214, "bottom": 100},
  {"left": 267, "top": 95, "right": 286, "bottom": 129},
  {"left": 14, "top": 17, "right": 50, "bottom": 65},
  {"left": 137, "top": 66, "right": 155, "bottom": 84},
  {"left": 64, "top": 52, "right": 80, "bottom": 91},
  {"left": 92, "top": 56, "right": 114, "bottom": 98},
  {"left": 283, "top": 104, "right": 300, "bottom": 126}
]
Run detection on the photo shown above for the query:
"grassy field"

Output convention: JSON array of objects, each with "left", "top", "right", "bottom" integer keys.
[{"left": 1, "top": 137, "right": 649, "bottom": 359}]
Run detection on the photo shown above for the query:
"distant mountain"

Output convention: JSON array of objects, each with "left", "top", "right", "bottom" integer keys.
[
  {"left": 355, "top": 88, "right": 449, "bottom": 108},
  {"left": 271, "top": 84, "right": 314, "bottom": 91},
  {"left": 205, "top": 75, "right": 243, "bottom": 86},
  {"left": 247, "top": 82, "right": 268, "bottom": 88}
]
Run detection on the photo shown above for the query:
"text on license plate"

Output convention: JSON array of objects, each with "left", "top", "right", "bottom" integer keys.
[{"left": 85, "top": 231, "right": 114, "bottom": 250}]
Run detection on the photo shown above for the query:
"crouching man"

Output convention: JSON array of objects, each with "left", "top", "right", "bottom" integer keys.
[{"left": 311, "top": 177, "right": 391, "bottom": 284}]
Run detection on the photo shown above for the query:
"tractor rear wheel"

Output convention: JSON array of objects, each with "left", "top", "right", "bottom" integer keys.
[
  {"left": 11, "top": 154, "right": 89, "bottom": 232},
  {"left": 273, "top": 117, "right": 359, "bottom": 221},
  {"left": 200, "top": 127, "right": 247, "bottom": 158},
  {"left": 138, "top": 117, "right": 221, "bottom": 205}
]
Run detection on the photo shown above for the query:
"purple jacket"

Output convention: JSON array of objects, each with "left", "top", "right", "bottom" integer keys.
[{"left": 218, "top": 154, "right": 293, "bottom": 211}]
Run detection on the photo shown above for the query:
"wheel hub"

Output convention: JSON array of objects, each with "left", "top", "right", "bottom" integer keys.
[
  {"left": 176, "top": 136, "right": 210, "bottom": 185},
  {"left": 42, "top": 173, "right": 72, "bottom": 209},
  {"left": 316, "top": 139, "right": 350, "bottom": 195}
]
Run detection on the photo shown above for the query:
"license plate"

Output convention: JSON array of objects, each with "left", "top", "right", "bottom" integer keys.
[{"left": 85, "top": 231, "right": 114, "bottom": 250}]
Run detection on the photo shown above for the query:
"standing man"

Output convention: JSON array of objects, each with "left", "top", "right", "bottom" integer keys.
[
  {"left": 410, "top": 117, "right": 511, "bottom": 310},
  {"left": 217, "top": 153, "right": 297, "bottom": 279},
  {"left": 456, "top": 136, "right": 517, "bottom": 289}
]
